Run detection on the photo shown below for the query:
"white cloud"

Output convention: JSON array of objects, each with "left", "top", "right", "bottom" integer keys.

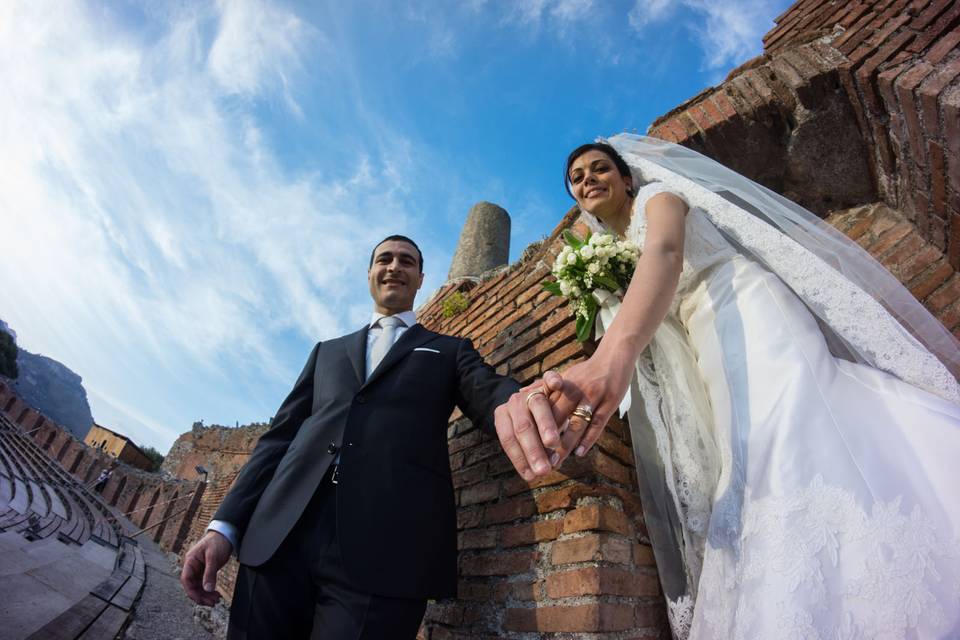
[
  {"left": 507, "top": 0, "right": 595, "bottom": 33},
  {"left": 628, "top": 0, "right": 673, "bottom": 31},
  {"left": 683, "top": 0, "right": 779, "bottom": 73},
  {"left": 0, "top": 0, "right": 423, "bottom": 450},
  {"left": 207, "top": 0, "right": 310, "bottom": 99},
  {"left": 628, "top": 0, "right": 778, "bottom": 76}
]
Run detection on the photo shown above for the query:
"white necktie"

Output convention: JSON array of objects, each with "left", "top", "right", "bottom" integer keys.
[{"left": 368, "top": 315, "right": 403, "bottom": 379}]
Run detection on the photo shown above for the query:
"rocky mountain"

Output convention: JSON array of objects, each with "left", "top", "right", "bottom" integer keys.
[
  {"left": 0, "top": 319, "right": 16, "bottom": 379},
  {"left": 0, "top": 319, "right": 94, "bottom": 439}
]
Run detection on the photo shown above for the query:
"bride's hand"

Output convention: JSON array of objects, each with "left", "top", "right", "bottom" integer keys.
[{"left": 550, "top": 349, "right": 634, "bottom": 466}]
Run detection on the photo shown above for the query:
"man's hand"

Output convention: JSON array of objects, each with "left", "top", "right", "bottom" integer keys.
[
  {"left": 180, "top": 530, "right": 233, "bottom": 606},
  {"left": 494, "top": 370, "right": 570, "bottom": 481}
]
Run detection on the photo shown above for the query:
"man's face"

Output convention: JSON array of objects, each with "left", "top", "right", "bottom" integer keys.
[{"left": 368, "top": 240, "right": 424, "bottom": 314}]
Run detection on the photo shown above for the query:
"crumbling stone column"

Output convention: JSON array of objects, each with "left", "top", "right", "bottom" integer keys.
[{"left": 448, "top": 202, "right": 511, "bottom": 279}]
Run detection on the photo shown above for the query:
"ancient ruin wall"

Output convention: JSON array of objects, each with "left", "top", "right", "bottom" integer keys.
[{"left": 162, "top": 422, "right": 268, "bottom": 484}]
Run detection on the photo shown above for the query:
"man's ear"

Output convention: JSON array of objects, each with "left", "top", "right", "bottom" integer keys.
[{"left": 417, "top": 272, "right": 425, "bottom": 289}]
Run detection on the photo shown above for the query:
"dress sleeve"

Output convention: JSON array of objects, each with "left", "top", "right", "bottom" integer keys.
[{"left": 635, "top": 182, "right": 690, "bottom": 211}]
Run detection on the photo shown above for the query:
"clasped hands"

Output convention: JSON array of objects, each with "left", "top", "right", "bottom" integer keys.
[{"left": 493, "top": 354, "right": 629, "bottom": 481}]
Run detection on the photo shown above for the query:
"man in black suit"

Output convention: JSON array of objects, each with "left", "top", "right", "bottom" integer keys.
[{"left": 181, "top": 235, "right": 564, "bottom": 638}]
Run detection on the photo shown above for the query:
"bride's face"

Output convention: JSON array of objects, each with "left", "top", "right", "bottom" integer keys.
[{"left": 568, "top": 150, "right": 634, "bottom": 223}]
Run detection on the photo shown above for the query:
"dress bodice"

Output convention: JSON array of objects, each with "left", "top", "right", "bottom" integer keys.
[{"left": 625, "top": 182, "right": 737, "bottom": 299}]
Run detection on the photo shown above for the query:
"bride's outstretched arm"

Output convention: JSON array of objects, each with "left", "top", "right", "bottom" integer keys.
[{"left": 554, "top": 192, "right": 688, "bottom": 464}]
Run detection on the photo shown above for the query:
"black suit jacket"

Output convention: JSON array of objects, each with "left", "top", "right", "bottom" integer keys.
[{"left": 213, "top": 323, "right": 519, "bottom": 599}]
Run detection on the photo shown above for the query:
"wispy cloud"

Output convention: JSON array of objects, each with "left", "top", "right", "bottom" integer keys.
[
  {"left": 0, "top": 0, "right": 427, "bottom": 448},
  {"left": 628, "top": 0, "right": 673, "bottom": 31},
  {"left": 631, "top": 0, "right": 780, "bottom": 76},
  {"left": 684, "top": 0, "right": 782, "bottom": 74},
  {"left": 505, "top": 0, "right": 597, "bottom": 35}
]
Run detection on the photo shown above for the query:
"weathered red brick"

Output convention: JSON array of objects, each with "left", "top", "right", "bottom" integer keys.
[
  {"left": 535, "top": 485, "right": 582, "bottom": 513},
  {"left": 926, "top": 274, "right": 960, "bottom": 311},
  {"left": 457, "top": 506, "right": 484, "bottom": 530},
  {"left": 424, "top": 602, "right": 464, "bottom": 626},
  {"left": 918, "top": 58, "right": 960, "bottom": 137},
  {"left": 895, "top": 61, "right": 935, "bottom": 165},
  {"left": 458, "top": 480, "right": 499, "bottom": 506},
  {"left": 451, "top": 464, "right": 488, "bottom": 489},
  {"left": 481, "top": 496, "right": 536, "bottom": 525},
  {"left": 504, "top": 603, "right": 635, "bottom": 633},
  {"left": 501, "top": 519, "right": 564, "bottom": 547},
  {"left": 551, "top": 533, "right": 634, "bottom": 566},
  {"left": 457, "top": 580, "right": 492, "bottom": 601},
  {"left": 634, "top": 543, "right": 657, "bottom": 567},
  {"left": 908, "top": 3, "right": 960, "bottom": 55},
  {"left": 854, "top": 30, "right": 917, "bottom": 115},
  {"left": 929, "top": 140, "right": 947, "bottom": 217},
  {"left": 563, "top": 504, "right": 633, "bottom": 536},
  {"left": 546, "top": 566, "right": 661, "bottom": 598},
  {"left": 869, "top": 221, "right": 922, "bottom": 257},
  {"left": 458, "top": 528, "right": 497, "bottom": 550},
  {"left": 926, "top": 24, "right": 960, "bottom": 64},
  {"left": 591, "top": 449, "right": 633, "bottom": 485},
  {"left": 910, "top": 260, "right": 954, "bottom": 299},
  {"left": 460, "top": 550, "right": 537, "bottom": 577}
]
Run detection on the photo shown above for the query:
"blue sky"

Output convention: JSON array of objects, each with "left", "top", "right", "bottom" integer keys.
[{"left": 0, "top": 0, "right": 791, "bottom": 452}]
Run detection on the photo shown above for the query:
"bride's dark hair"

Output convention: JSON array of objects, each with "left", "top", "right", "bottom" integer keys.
[{"left": 564, "top": 142, "right": 633, "bottom": 199}]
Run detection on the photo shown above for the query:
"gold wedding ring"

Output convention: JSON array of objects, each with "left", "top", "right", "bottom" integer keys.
[
  {"left": 572, "top": 404, "right": 594, "bottom": 423},
  {"left": 525, "top": 387, "right": 547, "bottom": 409}
]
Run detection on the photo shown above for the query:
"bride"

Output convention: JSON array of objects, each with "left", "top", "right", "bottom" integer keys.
[{"left": 535, "top": 135, "right": 960, "bottom": 639}]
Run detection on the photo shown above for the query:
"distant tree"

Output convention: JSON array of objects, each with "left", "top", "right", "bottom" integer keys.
[
  {"left": 0, "top": 330, "right": 17, "bottom": 379},
  {"left": 141, "top": 445, "right": 165, "bottom": 472}
]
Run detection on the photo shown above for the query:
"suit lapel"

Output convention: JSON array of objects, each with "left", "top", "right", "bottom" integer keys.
[
  {"left": 361, "top": 323, "right": 435, "bottom": 389},
  {"left": 344, "top": 326, "right": 368, "bottom": 388}
]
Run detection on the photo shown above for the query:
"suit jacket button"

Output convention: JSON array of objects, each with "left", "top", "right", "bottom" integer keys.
[
  {"left": 355, "top": 394, "right": 366, "bottom": 404},
  {"left": 327, "top": 443, "right": 339, "bottom": 455}
]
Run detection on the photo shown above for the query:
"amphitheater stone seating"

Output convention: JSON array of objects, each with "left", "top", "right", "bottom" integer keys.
[{"left": 0, "top": 415, "right": 148, "bottom": 638}]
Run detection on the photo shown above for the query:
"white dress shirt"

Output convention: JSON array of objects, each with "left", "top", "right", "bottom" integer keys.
[{"left": 207, "top": 310, "right": 418, "bottom": 552}]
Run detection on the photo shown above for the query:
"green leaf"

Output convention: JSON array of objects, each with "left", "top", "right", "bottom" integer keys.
[
  {"left": 576, "top": 307, "right": 598, "bottom": 343},
  {"left": 594, "top": 274, "right": 620, "bottom": 291},
  {"left": 562, "top": 229, "right": 584, "bottom": 250},
  {"left": 541, "top": 280, "right": 563, "bottom": 296}
]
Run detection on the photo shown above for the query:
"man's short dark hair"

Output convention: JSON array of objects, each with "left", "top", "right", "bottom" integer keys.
[{"left": 369, "top": 235, "right": 423, "bottom": 273}]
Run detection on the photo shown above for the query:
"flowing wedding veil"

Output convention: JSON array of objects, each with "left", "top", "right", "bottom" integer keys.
[
  {"left": 607, "top": 133, "right": 960, "bottom": 401},
  {"left": 580, "top": 134, "right": 960, "bottom": 636}
]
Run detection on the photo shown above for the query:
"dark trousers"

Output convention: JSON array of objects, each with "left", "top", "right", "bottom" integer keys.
[{"left": 227, "top": 471, "right": 427, "bottom": 639}]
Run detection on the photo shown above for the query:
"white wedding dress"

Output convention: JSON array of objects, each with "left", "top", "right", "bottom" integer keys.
[{"left": 591, "top": 144, "right": 960, "bottom": 639}]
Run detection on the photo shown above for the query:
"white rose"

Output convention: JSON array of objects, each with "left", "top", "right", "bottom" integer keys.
[
  {"left": 559, "top": 281, "right": 571, "bottom": 296},
  {"left": 587, "top": 262, "right": 600, "bottom": 274},
  {"left": 566, "top": 253, "right": 577, "bottom": 264},
  {"left": 580, "top": 245, "right": 594, "bottom": 259}
]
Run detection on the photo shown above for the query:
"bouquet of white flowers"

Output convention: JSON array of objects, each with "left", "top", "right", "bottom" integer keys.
[{"left": 542, "top": 230, "right": 640, "bottom": 342}]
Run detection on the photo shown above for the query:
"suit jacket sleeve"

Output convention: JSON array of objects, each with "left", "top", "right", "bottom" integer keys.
[
  {"left": 212, "top": 342, "right": 320, "bottom": 537},
  {"left": 454, "top": 337, "right": 520, "bottom": 435}
]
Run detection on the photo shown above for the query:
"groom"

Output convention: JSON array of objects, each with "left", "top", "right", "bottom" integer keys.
[{"left": 181, "top": 235, "right": 564, "bottom": 638}]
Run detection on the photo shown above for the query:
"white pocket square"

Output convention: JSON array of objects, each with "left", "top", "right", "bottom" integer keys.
[{"left": 413, "top": 347, "right": 440, "bottom": 353}]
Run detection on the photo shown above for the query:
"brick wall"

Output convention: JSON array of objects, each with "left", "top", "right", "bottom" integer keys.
[
  {"left": 827, "top": 201, "right": 960, "bottom": 341},
  {"left": 648, "top": 0, "right": 960, "bottom": 267}
]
